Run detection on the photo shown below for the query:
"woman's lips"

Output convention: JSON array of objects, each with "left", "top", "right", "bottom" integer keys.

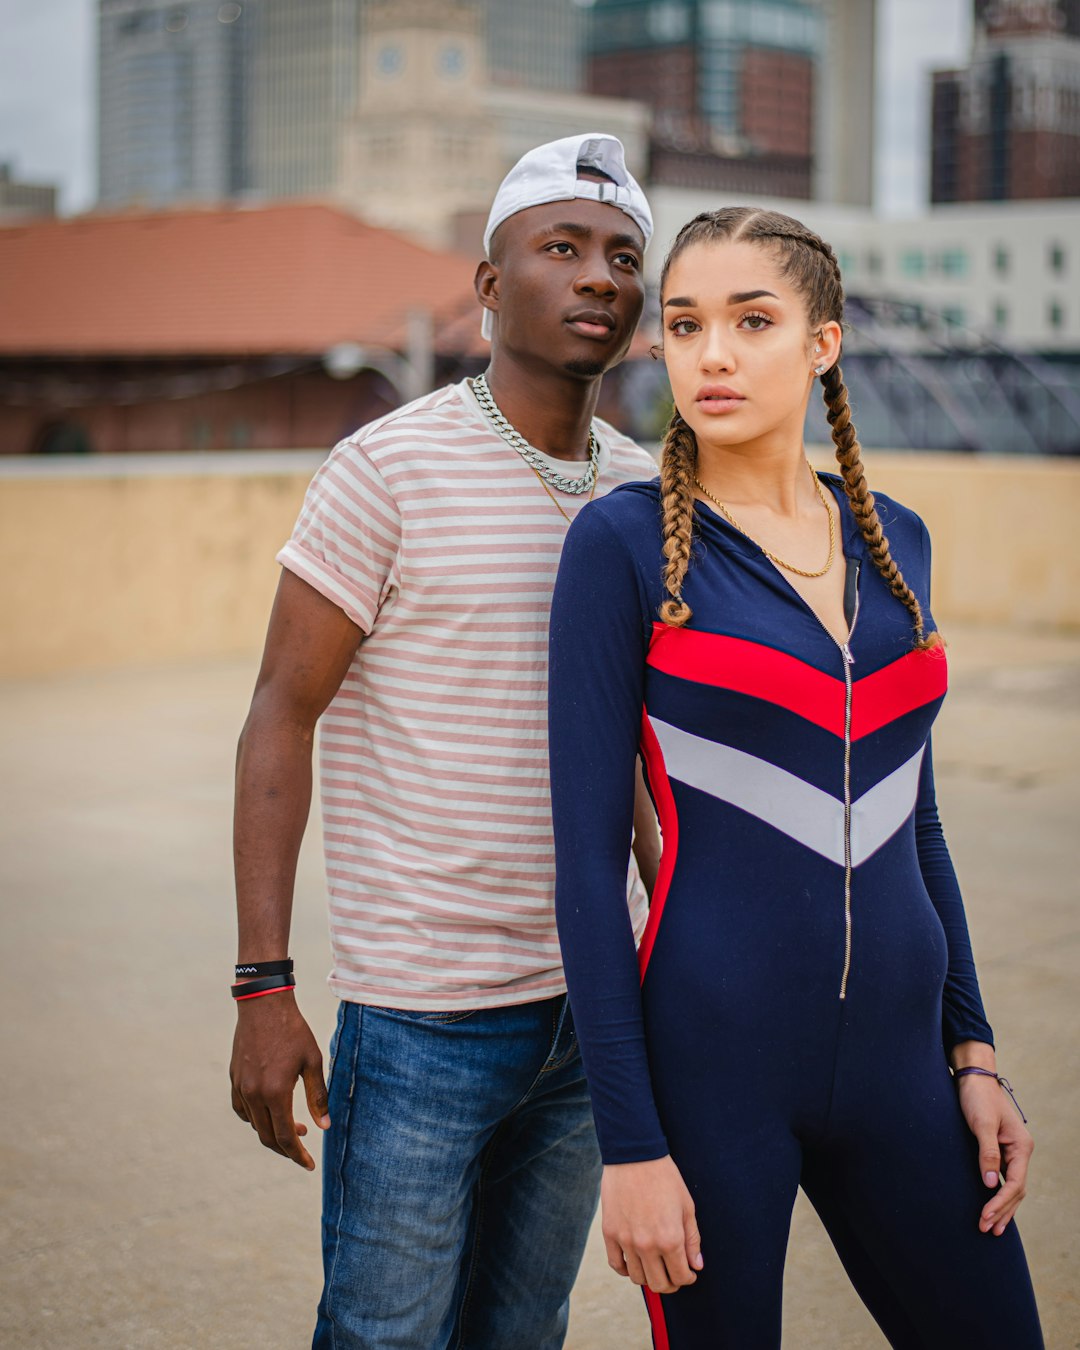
[{"left": 696, "top": 392, "right": 745, "bottom": 414}]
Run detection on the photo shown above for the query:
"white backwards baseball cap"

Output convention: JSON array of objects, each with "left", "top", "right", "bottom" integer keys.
[{"left": 480, "top": 132, "right": 653, "bottom": 340}]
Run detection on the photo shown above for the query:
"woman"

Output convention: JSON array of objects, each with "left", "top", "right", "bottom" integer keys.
[{"left": 547, "top": 209, "right": 1043, "bottom": 1349}]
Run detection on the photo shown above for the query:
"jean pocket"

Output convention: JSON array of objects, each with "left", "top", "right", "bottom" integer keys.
[{"left": 325, "top": 1002, "right": 349, "bottom": 1098}]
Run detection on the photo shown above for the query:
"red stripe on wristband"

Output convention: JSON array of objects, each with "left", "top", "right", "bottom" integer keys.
[{"left": 234, "top": 984, "right": 296, "bottom": 1001}]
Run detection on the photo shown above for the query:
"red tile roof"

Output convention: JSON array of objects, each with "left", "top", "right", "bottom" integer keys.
[{"left": 0, "top": 201, "right": 482, "bottom": 357}]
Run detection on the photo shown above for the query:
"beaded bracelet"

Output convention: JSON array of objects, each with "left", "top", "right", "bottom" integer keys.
[{"left": 952, "top": 1066, "right": 1028, "bottom": 1123}]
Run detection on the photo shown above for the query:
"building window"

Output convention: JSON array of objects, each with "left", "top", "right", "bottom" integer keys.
[
  {"left": 900, "top": 249, "right": 925, "bottom": 278},
  {"left": 1048, "top": 301, "right": 1064, "bottom": 330},
  {"left": 941, "top": 306, "right": 966, "bottom": 328},
  {"left": 993, "top": 244, "right": 1009, "bottom": 276},
  {"left": 837, "top": 250, "right": 856, "bottom": 277},
  {"left": 866, "top": 250, "right": 883, "bottom": 277},
  {"left": 1049, "top": 242, "right": 1066, "bottom": 274},
  {"left": 938, "top": 248, "right": 968, "bottom": 278},
  {"left": 992, "top": 302, "right": 1008, "bottom": 330},
  {"left": 377, "top": 44, "right": 404, "bottom": 76}
]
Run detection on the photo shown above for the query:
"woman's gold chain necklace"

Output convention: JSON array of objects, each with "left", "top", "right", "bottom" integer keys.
[{"left": 694, "top": 458, "right": 836, "bottom": 578}]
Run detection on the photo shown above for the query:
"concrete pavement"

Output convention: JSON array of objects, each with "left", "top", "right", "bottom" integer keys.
[{"left": 1, "top": 624, "right": 1077, "bottom": 1348}]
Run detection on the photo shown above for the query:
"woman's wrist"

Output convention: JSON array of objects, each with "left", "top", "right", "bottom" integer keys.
[{"left": 949, "top": 1039, "right": 997, "bottom": 1073}]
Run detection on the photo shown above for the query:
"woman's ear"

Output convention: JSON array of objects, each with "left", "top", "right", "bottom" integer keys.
[{"left": 812, "top": 320, "right": 843, "bottom": 375}]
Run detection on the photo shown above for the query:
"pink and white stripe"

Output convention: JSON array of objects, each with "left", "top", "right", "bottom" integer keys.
[{"left": 278, "top": 381, "right": 654, "bottom": 1009}]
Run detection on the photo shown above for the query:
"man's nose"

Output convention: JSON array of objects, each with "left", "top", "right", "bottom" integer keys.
[{"left": 574, "top": 257, "right": 618, "bottom": 300}]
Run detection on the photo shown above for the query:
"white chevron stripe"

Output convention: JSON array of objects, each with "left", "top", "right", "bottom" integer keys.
[
  {"left": 850, "top": 748, "right": 925, "bottom": 866},
  {"left": 647, "top": 717, "right": 924, "bottom": 868}
]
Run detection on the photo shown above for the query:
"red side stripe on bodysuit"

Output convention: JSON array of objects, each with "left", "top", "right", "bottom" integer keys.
[
  {"left": 647, "top": 623, "right": 948, "bottom": 741},
  {"left": 638, "top": 711, "right": 676, "bottom": 1349},
  {"left": 644, "top": 1288, "right": 671, "bottom": 1350},
  {"left": 637, "top": 710, "right": 679, "bottom": 982}
]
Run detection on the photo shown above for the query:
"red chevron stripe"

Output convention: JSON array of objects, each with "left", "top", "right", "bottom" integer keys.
[
  {"left": 646, "top": 624, "right": 947, "bottom": 741},
  {"left": 647, "top": 623, "right": 845, "bottom": 736},
  {"left": 851, "top": 646, "right": 948, "bottom": 739},
  {"left": 638, "top": 709, "right": 679, "bottom": 982}
]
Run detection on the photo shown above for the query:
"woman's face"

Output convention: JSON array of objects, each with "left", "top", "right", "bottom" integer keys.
[{"left": 661, "top": 238, "right": 839, "bottom": 454}]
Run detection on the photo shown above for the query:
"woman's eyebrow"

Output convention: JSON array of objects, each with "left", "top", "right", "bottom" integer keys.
[
  {"left": 663, "top": 288, "right": 780, "bottom": 309},
  {"left": 729, "top": 289, "right": 779, "bottom": 304}
]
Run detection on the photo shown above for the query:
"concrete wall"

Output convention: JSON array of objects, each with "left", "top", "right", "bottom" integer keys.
[{"left": 2, "top": 449, "right": 1078, "bottom": 679}]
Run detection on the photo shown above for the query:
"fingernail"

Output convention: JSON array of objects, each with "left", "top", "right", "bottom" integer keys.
[
  {"left": 983, "top": 1171, "right": 998, "bottom": 1187},
  {"left": 320, "top": 1115, "right": 331, "bottom": 1129},
  {"left": 693, "top": 1254, "right": 704, "bottom": 1270},
  {"left": 986, "top": 1211, "right": 996, "bottom": 1222}
]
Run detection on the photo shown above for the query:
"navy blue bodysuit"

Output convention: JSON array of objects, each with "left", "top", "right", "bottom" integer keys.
[{"left": 548, "top": 477, "right": 1042, "bottom": 1349}]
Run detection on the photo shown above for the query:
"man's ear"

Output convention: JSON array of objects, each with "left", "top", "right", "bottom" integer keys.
[{"left": 475, "top": 258, "right": 499, "bottom": 323}]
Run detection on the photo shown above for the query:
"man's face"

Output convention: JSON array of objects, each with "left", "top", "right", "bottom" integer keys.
[{"left": 477, "top": 196, "right": 646, "bottom": 378}]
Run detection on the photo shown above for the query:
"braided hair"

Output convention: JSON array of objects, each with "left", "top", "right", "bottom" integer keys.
[{"left": 657, "top": 207, "right": 936, "bottom": 650}]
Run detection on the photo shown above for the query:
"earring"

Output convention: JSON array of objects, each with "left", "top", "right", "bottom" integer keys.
[{"left": 814, "top": 364, "right": 827, "bottom": 375}]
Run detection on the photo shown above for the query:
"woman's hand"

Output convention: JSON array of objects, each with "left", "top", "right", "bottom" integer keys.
[
  {"left": 956, "top": 1071, "right": 1034, "bottom": 1237},
  {"left": 601, "top": 1156, "right": 703, "bottom": 1294}
]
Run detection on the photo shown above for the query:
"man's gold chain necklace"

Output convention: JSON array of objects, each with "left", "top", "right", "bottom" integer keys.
[{"left": 694, "top": 458, "right": 836, "bottom": 578}]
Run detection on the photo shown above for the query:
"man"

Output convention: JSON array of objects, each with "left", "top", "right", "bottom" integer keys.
[{"left": 229, "top": 133, "right": 659, "bottom": 1349}]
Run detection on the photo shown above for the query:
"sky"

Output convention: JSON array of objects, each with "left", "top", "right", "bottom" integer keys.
[{"left": 0, "top": 0, "right": 972, "bottom": 218}]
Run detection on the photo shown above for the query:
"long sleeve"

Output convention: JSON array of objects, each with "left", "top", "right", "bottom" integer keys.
[
  {"left": 915, "top": 517, "right": 994, "bottom": 1051},
  {"left": 548, "top": 504, "right": 669, "bottom": 1164},
  {"left": 915, "top": 739, "right": 995, "bottom": 1050}
]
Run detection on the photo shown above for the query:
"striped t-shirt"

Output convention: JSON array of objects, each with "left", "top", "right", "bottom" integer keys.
[{"left": 278, "top": 379, "right": 657, "bottom": 1009}]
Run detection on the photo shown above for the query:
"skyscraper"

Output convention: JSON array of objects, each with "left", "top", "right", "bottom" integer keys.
[
  {"left": 587, "top": 0, "right": 875, "bottom": 206},
  {"left": 98, "top": 0, "right": 252, "bottom": 205},
  {"left": 932, "top": 0, "right": 1080, "bottom": 202}
]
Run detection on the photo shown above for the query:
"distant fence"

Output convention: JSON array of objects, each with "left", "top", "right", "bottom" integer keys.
[{"left": 1, "top": 449, "right": 1078, "bottom": 679}]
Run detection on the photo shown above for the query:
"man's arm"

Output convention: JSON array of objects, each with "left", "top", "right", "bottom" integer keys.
[
  {"left": 230, "top": 567, "right": 363, "bottom": 1171},
  {"left": 631, "top": 762, "right": 661, "bottom": 899}
]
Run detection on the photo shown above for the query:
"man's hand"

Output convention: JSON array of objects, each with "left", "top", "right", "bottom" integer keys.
[
  {"left": 230, "top": 991, "right": 330, "bottom": 1170},
  {"left": 601, "top": 1156, "right": 703, "bottom": 1295}
]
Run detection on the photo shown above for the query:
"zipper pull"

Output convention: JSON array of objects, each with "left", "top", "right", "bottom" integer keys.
[{"left": 841, "top": 643, "right": 855, "bottom": 666}]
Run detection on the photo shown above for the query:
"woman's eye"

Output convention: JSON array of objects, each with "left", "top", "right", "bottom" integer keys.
[
  {"left": 669, "top": 318, "right": 699, "bottom": 336},
  {"left": 740, "top": 312, "right": 773, "bottom": 331}
]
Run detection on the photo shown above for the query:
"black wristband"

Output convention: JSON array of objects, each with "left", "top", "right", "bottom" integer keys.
[
  {"left": 231, "top": 973, "right": 297, "bottom": 999},
  {"left": 234, "top": 959, "right": 294, "bottom": 979}
]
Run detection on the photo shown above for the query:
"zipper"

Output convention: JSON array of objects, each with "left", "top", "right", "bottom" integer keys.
[
  {"left": 800, "top": 559, "right": 861, "bottom": 1000},
  {"left": 838, "top": 567, "right": 861, "bottom": 999}
]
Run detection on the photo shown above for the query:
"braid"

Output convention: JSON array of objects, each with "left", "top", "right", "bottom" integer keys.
[
  {"left": 822, "top": 364, "right": 937, "bottom": 650},
  {"left": 659, "top": 411, "right": 697, "bottom": 627},
  {"left": 658, "top": 205, "right": 941, "bottom": 651}
]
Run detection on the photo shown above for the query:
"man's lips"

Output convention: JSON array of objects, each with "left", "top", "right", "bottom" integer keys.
[
  {"left": 565, "top": 310, "right": 616, "bottom": 340},
  {"left": 695, "top": 385, "right": 745, "bottom": 413}
]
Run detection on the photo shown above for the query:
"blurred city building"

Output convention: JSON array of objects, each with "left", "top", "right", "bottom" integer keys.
[
  {"left": 932, "top": 0, "right": 1080, "bottom": 201},
  {"left": 0, "top": 163, "right": 57, "bottom": 220},
  {"left": 0, "top": 203, "right": 484, "bottom": 455},
  {"left": 337, "top": 0, "right": 647, "bottom": 250},
  {"left": 96, "top": 0, "right": 598, "bottom": 210},
  {"left": 587, "top": 0, "right": 875, "bottom": 206}
]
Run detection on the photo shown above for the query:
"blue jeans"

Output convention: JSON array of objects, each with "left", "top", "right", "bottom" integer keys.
[{"left": 312, "top": 994, "right": 602, "bottom": 1350}]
